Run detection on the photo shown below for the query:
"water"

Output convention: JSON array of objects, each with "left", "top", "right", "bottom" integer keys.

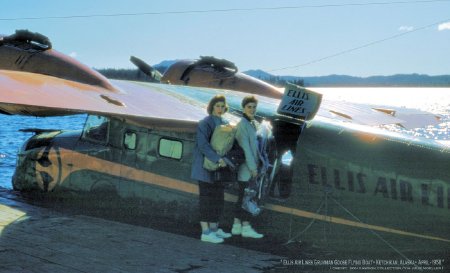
[
  {"left": 0, "top": 88, "right": 448, "bottom": 189},
  {"left": 0, "top": 114, "right": 86, "bottom": 189}
]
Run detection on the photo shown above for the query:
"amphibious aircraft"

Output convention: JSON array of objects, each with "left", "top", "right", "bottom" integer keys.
[{"left": 1, "top": 30, "right": 449, "bottom": 259}]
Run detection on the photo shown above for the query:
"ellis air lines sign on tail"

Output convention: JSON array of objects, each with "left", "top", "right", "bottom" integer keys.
[{"left": 277, "top": 83, "right": 322, "bottom": 120}]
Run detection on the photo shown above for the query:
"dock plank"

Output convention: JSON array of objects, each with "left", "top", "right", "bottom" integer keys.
[{"left": 0, "top": 196, "right": 281, "bottom": 273}]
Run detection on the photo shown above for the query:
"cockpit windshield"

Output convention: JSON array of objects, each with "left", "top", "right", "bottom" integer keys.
[{"left": 82, "top": 115, "right": 109, "bottom": 143}]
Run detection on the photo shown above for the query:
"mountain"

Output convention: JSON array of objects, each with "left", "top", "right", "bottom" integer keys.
[
  {"left": 244, "top": 69, "right": 273, "bottom": 80},
  {"left": 97, "top": 61, "right": 450, "bottom": 87},
  {"left": 244, "top": 70, "right": 450, "bottom": 87}
]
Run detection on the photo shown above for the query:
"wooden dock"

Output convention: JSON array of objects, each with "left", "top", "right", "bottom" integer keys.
[{"left": 0, "top": 192, "right": 282, "bottom": 273}]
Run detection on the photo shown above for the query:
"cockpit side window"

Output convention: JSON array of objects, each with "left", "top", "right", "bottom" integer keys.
[
  {"left": 82, "top": 115, "right": 109, "bottom": 143},
  {"left": 124, "top": 131, "right": 137, "bottom": 150},
  {"left": 158, "top": 138, "right": 182, "bottom": 160}
]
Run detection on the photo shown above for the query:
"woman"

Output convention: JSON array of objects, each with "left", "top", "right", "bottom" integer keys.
[
  {"left": 232, "top": 95, "right": 264, "bottom": 239},
  {"left": 191, "top": 95, "right": 232, "bottom": 244}
]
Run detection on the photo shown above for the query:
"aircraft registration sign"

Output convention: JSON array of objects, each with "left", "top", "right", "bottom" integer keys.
[{"left": 277, "top": 83, "right": 322, "bottom": 120}]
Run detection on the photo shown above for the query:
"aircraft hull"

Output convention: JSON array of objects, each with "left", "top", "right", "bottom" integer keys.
[
  {"left": 292, "top": 118, "right": 450, "bottom": 255},
  {"left": 12, "top": 116, "right": 450, "bottom": 259}
]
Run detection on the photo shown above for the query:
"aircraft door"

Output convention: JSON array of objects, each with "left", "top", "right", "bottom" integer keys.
[
  {"left": 118, "top": 128, "right": 142, "bottom": 199},
  {"left": 269, "top": 120, "right": 302, "bottom": 198},
  {"left": 126, "top": 130, "right": 194, "bottom": 202},
  {"left": 153, "top": 135, "right": 189, "bottom": 180}
]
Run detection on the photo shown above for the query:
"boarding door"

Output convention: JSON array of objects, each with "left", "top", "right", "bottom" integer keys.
[{"left": 119, "top": 127, "right": 143, "bottom": 198}]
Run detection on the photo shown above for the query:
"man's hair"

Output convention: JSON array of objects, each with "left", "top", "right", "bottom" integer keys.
[
  {"left": 241, "top": 95, "right": 258, "bottom": 108},
  {"left": 207, "top": 95, "right": 228, "bottom": 114}
]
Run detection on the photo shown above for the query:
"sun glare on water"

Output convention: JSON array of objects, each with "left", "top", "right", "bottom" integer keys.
[{"left": 310, "top": 87, "right": 450, "bottom": 143}]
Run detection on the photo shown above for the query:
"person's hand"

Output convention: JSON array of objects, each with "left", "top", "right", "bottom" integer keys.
[
  {"left": 251, "top": 170, "right": 258, "bottom": 178},
  {"left": 218, "top": 158, "right": 226, "bottom": 168}
]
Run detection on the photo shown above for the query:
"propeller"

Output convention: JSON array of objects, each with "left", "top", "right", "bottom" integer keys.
[{"left": 130, "top": 56, "right": 162, "bottom": 82}]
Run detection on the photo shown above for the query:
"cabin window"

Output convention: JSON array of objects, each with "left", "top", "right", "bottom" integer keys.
[
  {"left": 124, "top": 131, "right": 137, "bottom": 150},
  {"left": 159, "top": 138, "right": 182, "bottom": 160},
  {"left": 82, "top": 115, "right": 109, "bottom": 143}
]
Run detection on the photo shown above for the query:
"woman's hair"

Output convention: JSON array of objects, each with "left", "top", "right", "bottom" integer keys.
[
  {"left": 241, "top": 95, "right": 258, "bottom": 108},
  {"left": 207, "top": 95, "right": 228, "bottom": 114}
]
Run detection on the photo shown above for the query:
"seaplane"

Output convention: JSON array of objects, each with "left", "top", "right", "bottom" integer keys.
[{"left": 1, "top": 30, "right": 448, "bottom": 260}]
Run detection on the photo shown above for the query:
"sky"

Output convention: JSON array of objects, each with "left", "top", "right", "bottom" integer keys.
[{"left": 2, "top": 0, "right": 450, "bottom": 77}]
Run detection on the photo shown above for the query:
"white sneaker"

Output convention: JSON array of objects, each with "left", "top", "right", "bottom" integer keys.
[
  {"left": 201, "top": 232, "right": 224, "bottom": 243},
  {"left": 231, "top": 223, "right": 242, "bottom": 235},
  {"left": 215, "top": 228, "right": 232, "bottom": 239},
  {"left": 241, "top": 225, "right": 264, "bottom": 239}
]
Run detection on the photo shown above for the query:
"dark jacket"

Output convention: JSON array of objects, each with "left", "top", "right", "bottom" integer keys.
[{"left": 191, "top": 115, "right": 228, "bottom": 183}]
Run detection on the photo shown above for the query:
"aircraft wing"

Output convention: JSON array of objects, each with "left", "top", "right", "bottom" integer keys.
[
  {"left": 371, "top": 105, "right": 442, "bottom": 129},
  {"left": 0, "top": 70, "right": 208, "bottom": 130},
  {"left": 318, "top": 99, "right": 442, "bottom": 129},
  {"left": 0, "top": 70, "right": 288, "bottom": 131},
  {"left": 1, "top": 69, "right": 441, "bottom": 132},
  {"left": 318, "top": 100, "right": 405, "bottom": 126}
]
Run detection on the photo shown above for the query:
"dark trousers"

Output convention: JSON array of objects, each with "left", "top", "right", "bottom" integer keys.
[
  {"left": 233, "top": 181, "right": 252, "bottom": 222},
  {"left": 198, "top": 182, "right": 225, "bottom": 223}
]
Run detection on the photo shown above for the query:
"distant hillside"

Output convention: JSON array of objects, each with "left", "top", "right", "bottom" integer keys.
[
  {"left": 244, "top": 70, "right": 450, "bottom": 87},
  {"left": 97, "top": 63, "right": 450, "bottom": 87}
]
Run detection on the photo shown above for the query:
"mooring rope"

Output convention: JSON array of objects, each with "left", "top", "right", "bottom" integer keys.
[
  {"left": 330, "top": 196, "right": 414, "bottom": 262},
  {"left": 284, "top": 195, "right": 326, "bottom": 245}
]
